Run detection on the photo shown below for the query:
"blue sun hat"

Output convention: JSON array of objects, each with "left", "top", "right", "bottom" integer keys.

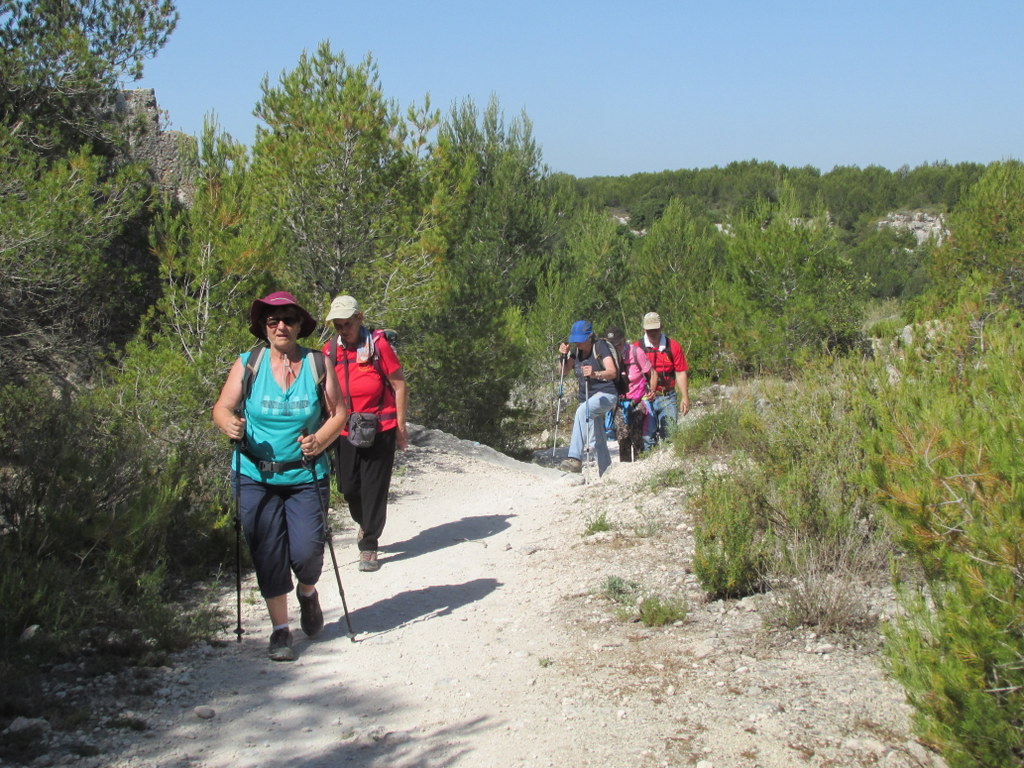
[{"left": 568, "top": 320, "right": 593, "bottom": 343}]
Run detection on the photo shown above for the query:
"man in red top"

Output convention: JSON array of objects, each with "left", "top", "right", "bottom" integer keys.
[
  {"left": 324, "top": 295, "right": 408, "bottom": 572},
  {"left": 636, "top": 311, "right": 689, "bottom": 450}
]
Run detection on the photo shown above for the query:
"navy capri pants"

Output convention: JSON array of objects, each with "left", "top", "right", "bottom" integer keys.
[{"left": 233, "top": 473, "right": 328, "bottom": 599}]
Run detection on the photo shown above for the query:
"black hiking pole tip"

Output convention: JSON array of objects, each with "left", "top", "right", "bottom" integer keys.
[{"left": 301, "top": 430, "right": 357, "bottom": 641}]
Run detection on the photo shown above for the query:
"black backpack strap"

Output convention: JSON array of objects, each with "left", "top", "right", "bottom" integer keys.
[
  {"left": 309, "top": 349, "right": 328, "bottom": 423},
  {"left": 370, "top": 329, "right": 396, "bottom": 396},
  {"left": 662, "top": 337, "right": 674, "bottom": 366},
  {"left": 592, "top": 338, "right": 613, "bottom": 371},
  {"left": 240, "top": 346, "right": 267, "bottom": 406},
  {"left": 625, "top": 344, "right": 636, "bottom": 374},
  {"left": 649, "top": 337, "right": 677, "bottom": 391}
]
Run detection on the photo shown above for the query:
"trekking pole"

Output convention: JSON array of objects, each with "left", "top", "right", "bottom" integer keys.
[
  {"left": 551, "top": 353, "right": 567, "bottom": 459},
  {"left": 301, "top": 430, "right": 356, "bottom": 641},
  {"left": 583, "top": 376, "right": 592, "bottom": 472},
  {"left": 230, "top": 407, "right": 245, "bottom": 644}
]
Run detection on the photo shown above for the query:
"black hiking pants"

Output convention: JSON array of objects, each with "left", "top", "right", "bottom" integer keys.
[{"left": 334, "top": 427, "right": 397, "bottom": 552}]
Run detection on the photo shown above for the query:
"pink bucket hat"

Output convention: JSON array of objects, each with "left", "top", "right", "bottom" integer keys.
[{"left": 248, "top": 291, "right": 317, "bottom": 339}]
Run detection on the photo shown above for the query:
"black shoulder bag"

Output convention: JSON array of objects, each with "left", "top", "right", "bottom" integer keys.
[{"left": 341, "top": 344, "right": 386, "bottom": 448}]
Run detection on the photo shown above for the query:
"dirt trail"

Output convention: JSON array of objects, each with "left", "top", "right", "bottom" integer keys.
[{"left": 87, "top": 424, "right": 940, "bottom": 768}]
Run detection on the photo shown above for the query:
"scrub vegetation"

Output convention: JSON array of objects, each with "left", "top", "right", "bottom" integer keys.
[{"left": 0, "top": 2, "right": 1020, "bottom": 765}]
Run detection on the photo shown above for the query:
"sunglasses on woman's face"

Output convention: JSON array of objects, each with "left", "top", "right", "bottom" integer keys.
[{"left": 265, "top": 315, "right": 299, "bottom": 328}]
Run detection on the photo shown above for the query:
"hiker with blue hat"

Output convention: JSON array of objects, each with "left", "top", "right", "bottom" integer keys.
[{"left": 556, "top": 320, "right": 619, "bottom": 476}]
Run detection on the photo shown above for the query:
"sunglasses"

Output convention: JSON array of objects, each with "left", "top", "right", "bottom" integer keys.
[{"left": 265, "top": 315, "right": 300, "bottom": 328}]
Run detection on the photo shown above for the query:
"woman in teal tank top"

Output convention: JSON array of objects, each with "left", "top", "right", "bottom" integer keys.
[{"left": 213, "top": 291, "right": 348, "bottom": 661}]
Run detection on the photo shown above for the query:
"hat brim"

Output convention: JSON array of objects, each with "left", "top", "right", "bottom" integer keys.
[
  {"left": 248, "top": 301, "right": 317, "bottom": 339},
  {"left": 568, "top": 333, "right": 591, "bottom": 343},
  {"left": 325, "top": 308, "right": 359, "bottom": 322}
]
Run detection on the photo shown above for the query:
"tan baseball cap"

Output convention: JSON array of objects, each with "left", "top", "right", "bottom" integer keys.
[
  {"left": 642, "top": 312, "right": 662, "bottom": 330},
  {"left": 325, "top": 295, "right": 360, "bottom": 322}
]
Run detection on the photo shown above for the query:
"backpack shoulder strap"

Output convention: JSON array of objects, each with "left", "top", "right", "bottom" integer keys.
[
  {"left": 599, "top": 338, "right": 620, "bottom": 372},
  {"left": 241, "top": 346, "right": 267, "bottom": 404},
  {"left": 592, "top": 338, "right": 611, "bottom": 370},
  {"left": 309, "top": 349, "right": 328, "bottom": 420},
  {"left": 662, "top": 337, "right": 675, "bottom": 365},
  {"left": 310, "top": 349, "right": 326, "bottom": 386},
  {"left": 370, "top": 329, "right": 396, "bottom": 395}
]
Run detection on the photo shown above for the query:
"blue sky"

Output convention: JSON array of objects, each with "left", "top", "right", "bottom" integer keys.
[{"left": 130, "top": 0, "right": 1023, "bottom": 178}]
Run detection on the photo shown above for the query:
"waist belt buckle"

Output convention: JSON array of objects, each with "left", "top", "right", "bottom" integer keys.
[{"left": 257, "top": 460, "right": 276, "bottom": 473}]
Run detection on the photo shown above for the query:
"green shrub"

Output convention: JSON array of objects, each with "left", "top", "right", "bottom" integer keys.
[
  {"left": 689, "top": 360, "right": 888, "bottom": 601},
  {"left": 583, "top": 511, "right": 613, "bottom": 536},
  {"left": 0, "top": 378, "right": 226, "bottom": 657},
  {"left": 861, "top": 297, "right": 906, "bottom": 332},
  {"left": 673, "top": 397, "right": 765, "bottom": 457},
  {"left": 865, "top": 316, "right": 906, "bottom": 340},
  {"left": 636, "top": 594, "right": 687, "bottom": 627},
  {"left": 599, "top": 577, "right": 686, "bottom": 626},
  {"left": 633, "top": 514, "right": 662, "bottom": 538},
  {"left": 924, "top": 160, "right": 1024, "bottom": 311},
  {"left": 644, "top": 465, "right": 688, "bottom": 491},
  {"left": 868, "top": 304, "right": 1024, "bottom": 767},
  {"left": 600, "top": 576, "right": 641, "bottom": 604},
  {"left": 691, "top": 470, "right": 771, "bottom": 599}
]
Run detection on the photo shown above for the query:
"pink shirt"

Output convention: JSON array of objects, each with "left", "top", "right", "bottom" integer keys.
[{"left": 623, "top": 344, "right": 653, "bottom": 401}]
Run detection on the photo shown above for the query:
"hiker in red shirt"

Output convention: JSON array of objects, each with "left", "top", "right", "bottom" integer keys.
[
  {"left": 636, "top": 312, "right": 689, "bottom": 449},
  {"left": 323, "top": 295, "right": 408, "bottom": 573}
]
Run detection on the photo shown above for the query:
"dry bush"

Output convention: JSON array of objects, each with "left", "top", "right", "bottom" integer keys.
[{"left": 764, "top": 533, "right": 885, "bottom": 633}]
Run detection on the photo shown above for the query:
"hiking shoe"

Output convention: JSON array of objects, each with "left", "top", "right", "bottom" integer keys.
[
  {"left": 559, "top": 457, "right": 582, "bottom": 473},
  {"left": 296, "top": 587, "right": 324, "bottom": 637},
  {"left": 358, "top": 550, "right": 380, "bottom": 572},
  {"left": 268, "top": 628, "right": 294, "bottom": 662}
]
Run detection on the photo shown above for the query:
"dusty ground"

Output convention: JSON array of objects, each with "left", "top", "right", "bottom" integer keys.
[{"left": 6, "top": 409, "right": 950, "bottom": 768}]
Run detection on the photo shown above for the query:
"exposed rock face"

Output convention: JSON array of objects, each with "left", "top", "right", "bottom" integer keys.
[
  {"left": 115, "top": 88, "right": 195, "bottom": 206},
  {"left": 877, "top": 210, "right": 947, "bottom": 246}
]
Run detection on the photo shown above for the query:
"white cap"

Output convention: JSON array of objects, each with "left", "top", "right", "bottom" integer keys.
[
  {"left": 642, "top": 312, "right": 662, "bottom": 330},
  {"left": 325, "top": 295, "right": 360, "bottom": 322}
]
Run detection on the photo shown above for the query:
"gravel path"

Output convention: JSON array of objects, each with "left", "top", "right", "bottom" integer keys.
[{"left": 12, "top": 423, "right": 949, "bottom": 768}]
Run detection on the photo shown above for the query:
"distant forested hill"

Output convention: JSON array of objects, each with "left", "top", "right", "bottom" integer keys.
[{"left": 570, "top": 160, "right": 985, "bottom": 231}]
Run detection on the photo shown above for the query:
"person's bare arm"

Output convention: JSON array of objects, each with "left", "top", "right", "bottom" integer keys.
[
  {"left": 299, "top": 363, "right": 349, "bottom": 456},
  {"left": 212, "top": 358, "right": 246, "bottom": 441},
  {"left": 677, "top": 370, "right": 690, "bottom": 416},
  {"left": 388, "top": 369, "right": 409, "bottom": 450}
]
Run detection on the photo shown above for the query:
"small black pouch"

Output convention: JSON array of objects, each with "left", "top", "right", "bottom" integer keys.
[{"left": 347, "top": 412, "right": 379, "bottom": 447}]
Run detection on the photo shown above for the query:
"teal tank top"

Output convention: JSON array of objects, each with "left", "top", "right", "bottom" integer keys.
[{"left": 239, "top": 347, "right": 329, "bottom": 485}]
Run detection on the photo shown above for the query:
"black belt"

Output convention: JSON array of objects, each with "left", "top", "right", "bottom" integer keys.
[{"left": 240, "top": 447, "right": 307, "bottom": 474}]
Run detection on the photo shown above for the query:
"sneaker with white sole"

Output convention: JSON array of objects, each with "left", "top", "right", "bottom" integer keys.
[
  {"left": 268, "top": 627, "right": 294, "bottom": 661},
  {"left": 358, "top": 550, "right": 380, "bottom": 572}
]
